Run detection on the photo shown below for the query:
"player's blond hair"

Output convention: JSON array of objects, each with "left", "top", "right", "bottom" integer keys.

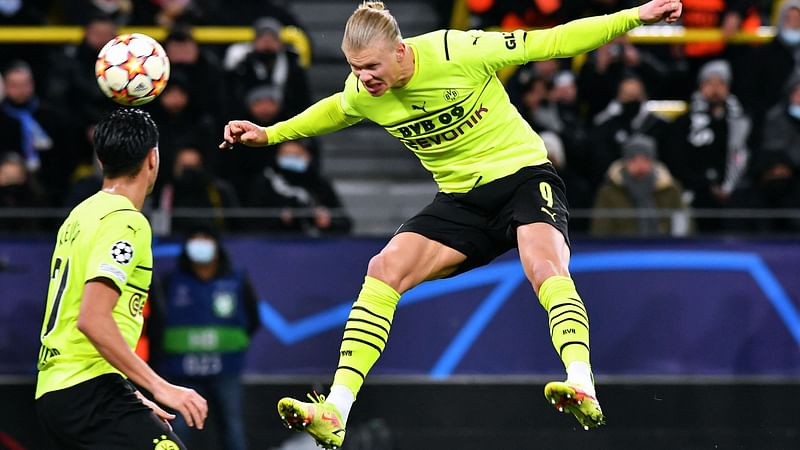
[{"left": 342, "top": 1, "right": 402, "bottom": 52}]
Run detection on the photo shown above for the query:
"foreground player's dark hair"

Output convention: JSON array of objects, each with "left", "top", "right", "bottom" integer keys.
[{"left": 93, "top": 108, "right": 159, "bottom": 179}]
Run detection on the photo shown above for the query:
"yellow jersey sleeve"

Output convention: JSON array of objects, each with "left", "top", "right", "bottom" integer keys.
[
  {"left": 265, "top": 92, "right": 363, "bottom": 145},
  {"left": 450, "top": 7, "right": 643, "bottom": 74}
]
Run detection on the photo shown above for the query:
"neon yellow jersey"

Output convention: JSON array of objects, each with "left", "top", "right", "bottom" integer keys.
[
  {"left": 36, "top": 191, "right": 153, "bottom": 399},
  {"left": 265, "top": 7, "right": 642, "bottom": 192}
]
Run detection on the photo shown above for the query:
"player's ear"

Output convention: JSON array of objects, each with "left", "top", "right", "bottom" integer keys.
[
  {"left": 148, "top": 147, "right": 159, "bottom": 170},
  {"left": 395, "top": 41, "right": 405, "bottom": 62}
]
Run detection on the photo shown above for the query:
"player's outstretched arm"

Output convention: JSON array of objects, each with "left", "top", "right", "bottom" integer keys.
[
  {"left": 219, "top": 92, "right": 363, "bottom": 150},
  {"left": 639, "top": 0, "right": 682, "bottom": 24},
  {"left": 78, "top": 280, "right": 209, "bottom": 429}
]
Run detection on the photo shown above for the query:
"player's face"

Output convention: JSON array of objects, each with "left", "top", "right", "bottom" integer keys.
[{"left": 345, "top": 41, "right": 402, "bottom": 97}]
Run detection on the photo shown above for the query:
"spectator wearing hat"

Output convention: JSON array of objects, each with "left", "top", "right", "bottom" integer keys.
[
  {"left": 591, "top": 134, "right": 687, "bottom": 237},
  {"left": 666, "top": 59, "right": 750, "bottom": 232},
  {"left": 218, "top": 84, "right": 285, "bottom": 200},
  {"left": 226, "top": 16, "right": 311, "bottom": 119}
]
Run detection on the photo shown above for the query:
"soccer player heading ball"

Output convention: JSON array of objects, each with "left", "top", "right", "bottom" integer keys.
[{"left": 221, "top": 1, "right": 682, "bottom": 448}]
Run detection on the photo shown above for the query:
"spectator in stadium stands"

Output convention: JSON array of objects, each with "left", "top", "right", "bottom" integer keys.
[
  {"left": 591, "top": 134, "right": 688, "bottom": 236},
  {"left": 158, "top": 146, "right": 240, "bottom": 234},
  {"left": 587, "top": 75, "right": 669, "bottom": 188},
  {"left": 152, "top": 224, "right": 260, "bottom": 450},
  {"left": 62, "top": 0, "right": 133, "bottom": 25},
  {"left": 738, "top": 0, "right": 800, "bottom": 145},
  {"left": 666, "top": 59, "right": 750, "bottom": 232},
  {"left": 147, "top": 71, "right": 216, "bottom": 193},
  {"left": 0, "top": 152, "right": 48, "bottom": 232},
  {"left": 219, "top": 85, "right": 283, "bottom": 200},
  {"left": 246, "top": 139, "right": 352, "bottom": 236},
  {"left": 730, "top": 74, "right": 800, "bottom": 232},
  {"left": 676, "top": 0, "right": 754, "bottom": 84},
  {"left": 577, "top": 36, "right": 669, "bottom": 119},
  {"left": 520, "top": 70, "right": 592, "bottom": 186},
  {"left": 226, "top": 16, "right": 311, "bottom": 118},
  {"left": 163, "top": 26, "right": 226, "bottom": 126},
  {"left": 46, "top": 14, "right": 117, "bottom": 168},
  {"left": 0, "top": 60, "right": 74, "bottom": 206}
]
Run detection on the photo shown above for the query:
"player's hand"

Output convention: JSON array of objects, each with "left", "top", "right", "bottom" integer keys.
[
  {"left": 638, "top": 0, "right": 682, "bottom": 24},
  {"left": 135, "top": 390, "right": 176, "bottom": 429},
  {"left": 219, "top": 120, "right": 268, "bottom": 149},
  {"left": 152, "top": 382, "right": 208, "bottom": 429}
]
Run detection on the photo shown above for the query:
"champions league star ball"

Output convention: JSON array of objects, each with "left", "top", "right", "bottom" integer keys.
[{"left": 95, "top": 33, "right": 170, "bottom": 106}]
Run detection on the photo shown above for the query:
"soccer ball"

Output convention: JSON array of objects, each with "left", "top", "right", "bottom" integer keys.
[{"left": 95, "top": 33, "right": 170, "bottom": 106}]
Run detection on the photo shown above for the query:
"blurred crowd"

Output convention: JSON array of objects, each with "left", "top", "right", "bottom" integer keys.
[{"left": 1, "top": 0, "right": 800, "bottom": 237}]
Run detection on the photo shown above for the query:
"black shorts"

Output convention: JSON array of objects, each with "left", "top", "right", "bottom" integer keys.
[
  {"left": 396, "top": 164, "right": 570, "bottom": 276},
  {"left": 36, "top": 374, "right": 186, "bottom": 450}
]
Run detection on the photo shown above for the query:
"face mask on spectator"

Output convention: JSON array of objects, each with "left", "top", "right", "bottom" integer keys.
[
  {"left": 277, "top": 155, "right": 309, "bottom": 173},
  {"left": 781, "top": 29, "right": 800, "bottom": 46},
  {"left": 186, "top": 238, "right": 216, "bottom": 264},
  {"left": 788, "top": 104, "right": 800, "bottom": 120},
  {"left": 619, "top": 100, "right": 641, "bottom": 119}
]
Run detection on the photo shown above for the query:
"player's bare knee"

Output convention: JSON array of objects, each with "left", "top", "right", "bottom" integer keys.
[
  {"left": 366, "top": 252, "right": 408, "bottom": 293},
  {"left": 527, "top": 258, "right": 569, "bottom": 291}
]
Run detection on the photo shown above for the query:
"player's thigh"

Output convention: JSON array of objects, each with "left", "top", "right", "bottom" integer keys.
[{"left": 368, "top": 231, "right": 467, "bottom": 293}]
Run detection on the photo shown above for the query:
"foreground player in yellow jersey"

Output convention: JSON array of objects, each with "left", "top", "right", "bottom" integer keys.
[
  {"left": 222, "top": 1, "right": 682, "bottom": 447},
  {"left": 36, "top": 109, "right": 207, "bottom": 449}
]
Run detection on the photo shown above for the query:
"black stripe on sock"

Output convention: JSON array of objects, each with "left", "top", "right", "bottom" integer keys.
[
  {"left": 558, "top": 341, "right": 590, "bottom": 357},
  {"left": 344, "top": 327, "right": 387, "bottom": 345},
  {"left": 352, "top": 306, "right": 392, "bottom": 326},
  {"left": 342, "top": 337, "right": 383, "bottom": 354},
  {"left": 336, "top": 365, "right": 365, "bottom": 381},
  {"left": 346, "top": 318, "right": 389, "bottom": 336},
  {"left": 549, "top": 317, "right": 590, "bottom": 337},
  {"left": 549, "top": 309, "right": 589, "bottom": 328},
  {"left": 548, "top": 299, "right": 586, "bottom": 315}
]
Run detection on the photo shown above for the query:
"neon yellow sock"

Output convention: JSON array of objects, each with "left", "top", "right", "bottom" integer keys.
[
  {"left": 332, "top": 276, "right": 399, "bottom": 397},
  {"left": 538, "top": 275, "right": 591, "bottom": 368}
]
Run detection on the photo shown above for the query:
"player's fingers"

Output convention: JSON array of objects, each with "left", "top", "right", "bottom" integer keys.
[
  {"left": 179, "top": 405, "right": 195, "bottom": 428},
  {"left": 152, "top": 404, "right": 176, "bottom": 421},
  {"left": 186, "top": 399, "right": 205, "bottom": 429}
]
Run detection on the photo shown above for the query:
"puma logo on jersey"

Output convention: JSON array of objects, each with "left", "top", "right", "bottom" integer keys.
[
  {"left": 411, "top": 102, "right": 427, "bottom": 113},
  {"left": 540, "top": 207, "right": 557, "bottom": 222},
  {"left": 472, "top": 36, "right": 481, "bottom": 45}
]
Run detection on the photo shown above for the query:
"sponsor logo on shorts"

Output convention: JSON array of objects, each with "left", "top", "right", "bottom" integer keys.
[{"left": 152, "top": 435, "right": 180, "bottom": 450}]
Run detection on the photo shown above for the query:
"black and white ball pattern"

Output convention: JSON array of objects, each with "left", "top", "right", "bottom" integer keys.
[{"left": 110, "top": 240, "right": 134, "bottom": 265}]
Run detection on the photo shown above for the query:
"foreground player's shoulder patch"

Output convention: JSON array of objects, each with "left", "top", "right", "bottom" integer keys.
[
  {"left": 110, "top": 240, "right": 134, "bottom": 265},
  {"left": 98, "top": 263, "right": 127, "bottom": 284}
]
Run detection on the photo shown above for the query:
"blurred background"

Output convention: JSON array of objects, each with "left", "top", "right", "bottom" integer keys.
[{"left": 0, "top": 0, "right": 799, "bottom": 449}]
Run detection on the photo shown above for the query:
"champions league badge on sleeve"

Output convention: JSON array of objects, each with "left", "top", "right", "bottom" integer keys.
[{"left": 110, "top": 240, "right": 134, "bottom": 265}]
